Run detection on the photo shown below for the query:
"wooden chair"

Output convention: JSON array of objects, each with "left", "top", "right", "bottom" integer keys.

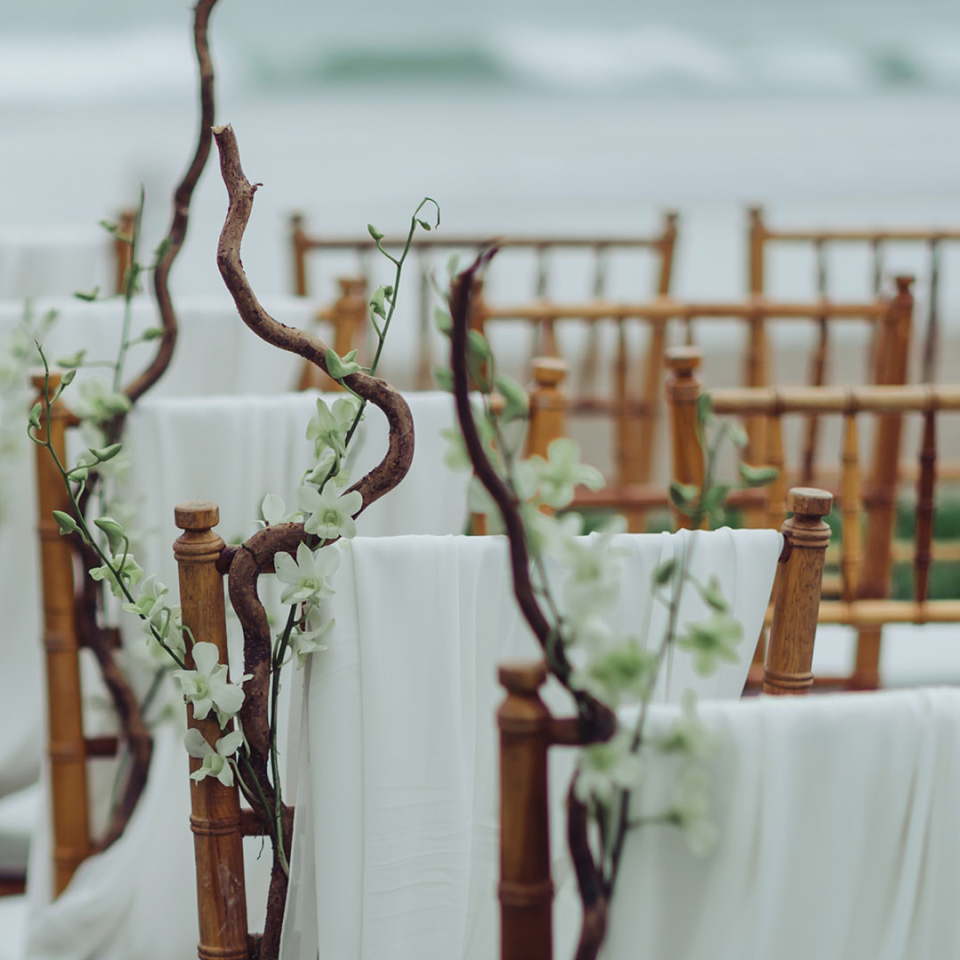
[
  {"left": 290, "top": 212, "right": 680, "bottom": 389},
  {"left": 748, "top": 204, "right": 958, "bottom": 384},
  {"left": 510, "top": 284, "right": 910, "bottom": 532},
  {"left": 667, "top": 346, "right": 960, "bottom": 690},
  {"left": 176, "top": 490, "right": 822, "bottom": 959},
  {"left": 497, "top": 486, "right": 833, "bottom": 960}
]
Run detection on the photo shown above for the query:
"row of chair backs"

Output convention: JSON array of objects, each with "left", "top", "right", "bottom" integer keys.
[
  {"left": 666, "top": 347, "right": 960, "bottom": 689},
  {"left": 507, "top": 285, "right": 911, "bottom": 533},
  {"left": 749, "top": 205, "right": 956, "bottom": 383},
  {"left": 290, "top": 212, "right": 680, "bottom": 389}
]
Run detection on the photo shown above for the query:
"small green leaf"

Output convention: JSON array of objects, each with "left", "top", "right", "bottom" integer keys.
[
  {"left": 728, "top": 423, "right": 749, "bottom": 449},
  {"left": 325, "top": 348, "right": 362, "bottom": 381},
  {"left": 367, "top": 224, "right": 384, "bottom": 242},
  {"left": 669, "top": 480, "right": 699, "bottom": 510},
  {"left": 467, "top": 329, "right": 491, "bottom": 362},
  {"left": 91, "top": 443, "right": 123, "bottom": 463},
  {"left": 94, "top": 516, "right": 127, "bottom": 553},
  {"left": 28, "top": 402, "right": 42, "bottom": 430},
  {"left": 697, "top": 393, "right": 715, "bottom": 426},
  {"left": 737, "top": 463, "right": 779, "bottom": 488},
  {"left": 56, "top": 349, "right": 86, "bottom": 369},
  {"left": 53, "top": 510, "right": 78, "bottom": 535},
  {"left": 655, "top": 558, "right": 677, "bottom": 586},
  {"left": 370, "top": 287, "right": 388, "bottom": 320},
  {"left": 60, "top": 368, "right": 77, "bottom": 388},
  {"left": 434, "top": 307, "right": 452, "bottom": 336},
  {"left": 493, "top": 374, "right": 528, "bottom": 422},
  {"left": 74, "top": 287, "right": 100, "bottom": 303},
  {"left": 702, "top": 576, "right": 728, "bottom": 612},
  {"left": 141, "top": 327, "right": 164, "bottom": 341},
  {"left": 416, "top": 219, "right": 431, "bottom": 232},
  {"left": 433, "top": 366, "right": 454, "bottom": 392}
]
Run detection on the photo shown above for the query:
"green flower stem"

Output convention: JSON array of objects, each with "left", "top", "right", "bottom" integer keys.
[
  {"left": 239, "top": 749, "right": 289, "bottom": 877},
  {"left": 343, "top": 197, "right": 438, "bottom": 450},
  {"left": 31, "top": 355, "right": 185, "bottom": 669}
]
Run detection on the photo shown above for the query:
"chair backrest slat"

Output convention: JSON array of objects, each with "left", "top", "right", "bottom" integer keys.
[
  {"left": 840, "top": 412, "right": 863, "bottom": 604},
  {"left": 914, "top": 409, "right": 937, "bottom": 605}
]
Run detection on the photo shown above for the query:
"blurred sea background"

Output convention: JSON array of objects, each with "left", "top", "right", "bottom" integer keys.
[{"left": 2, "top": 0, "right": 960, "bottom": 306}]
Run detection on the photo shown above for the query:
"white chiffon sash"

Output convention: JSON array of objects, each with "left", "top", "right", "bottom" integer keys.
[
  {"left": 605, "top": 687, "right": 960, "bottom": 960},
  {"left": 281, "top": 528, "right": 782, "bottom": 960}
]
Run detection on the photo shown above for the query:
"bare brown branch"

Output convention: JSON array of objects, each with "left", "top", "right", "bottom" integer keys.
[
  {"left": 124, "top": 0, "right": 220, "bottom": 403},
  {"left": 448, "top": 257, "right": 616, "bottom": 743},
  {"left": 212, "top": 122, "right": 415, "bottom": 510}
]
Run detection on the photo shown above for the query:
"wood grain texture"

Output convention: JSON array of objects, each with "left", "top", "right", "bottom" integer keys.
[
  {"left": 174, "top": 501, "right": 250, "bottom": 960},
  {"left": 32, "top": 372, "right": 91, "bottom": 895},
  {"left": 764, "top": 488, "right": 833, "bottom": 695}
]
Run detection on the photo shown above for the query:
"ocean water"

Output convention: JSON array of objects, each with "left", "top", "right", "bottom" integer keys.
[{"left": 1, "top": 0, "right": 960, "bottom": 312}]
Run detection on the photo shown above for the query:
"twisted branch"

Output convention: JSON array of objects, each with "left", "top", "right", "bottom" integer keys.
[
  {"left": 449, "top": 258, "right": 614, "bottom": 960},
  {"left": 124, "top": 0, "right": 220, "bottom": 403},
  {"left": 214, "top": 122, "right": 415, "bottom": 958}
]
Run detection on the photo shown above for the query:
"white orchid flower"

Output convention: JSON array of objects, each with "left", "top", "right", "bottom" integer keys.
[
  {"left": 171, "top": 642, "right": 249, "bottom": 728},
  {"left": 183, "top": 727, "right": 244, "bottom": 787},
  {"left": 298, "top": 483, "right": 363, "bottom": 541},
  {"left": 274, "top": 541, "right": 340, "bottom": 605},
  {"left": 121, "top": 574, "right": 168, "bottom": 619},
  {"left": 257, "top": 493, "right": 302, "bottom": 529},
  {"left": 574, "top": 732, "right": 645, "bottom": 805},
  {"left": 305, "top": 396, "right": 358, "bottom": 458},
  {"left": 530, "top": 438, "right": 604, "bottom": 509},
  {"left": 290, "top": 615, "right": 336, "bottom": 668}
]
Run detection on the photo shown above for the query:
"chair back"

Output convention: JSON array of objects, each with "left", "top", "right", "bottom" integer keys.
[
  {"left": 498, "top": 486, "right": 832, "bottom": 960},
  {"left": 667, "top": 346, "right": 960, "bottom": 689}
]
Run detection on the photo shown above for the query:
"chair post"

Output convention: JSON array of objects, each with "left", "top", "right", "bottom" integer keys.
[
  {"left": 527, "top": 357, "right": 568, "bottom": 459},
  {"left": 290, "top": 212, "right": 309, "bottom": 297},
  {"left": 855, "top": 275, "right": 914, "bottom": 688},
  {"left": 747, "top": 205, "right": 765, "bottom": 296},
  {"left": 664, "top": 347, "right": 705, "bottom": 530},
  {"left": 764, "top": 487, "right": 833, "bottom": 696},
  {"left": 657, "top": 210, "right": 679, "bottom": 296},
  {"left": 114, "top": 208, "right": 136, "bottom": 295},
  {"left": 174, "top": 501, "right": 250, "bottom": 960},
  {"left": 299, "top": 275, "right": 366, "bottom": 391},
  {"left": 32, "top": 371, "right": 91, "bottom": 895},
  {"left": 498, "top": 661, "right": 553, "bottom": 960}
]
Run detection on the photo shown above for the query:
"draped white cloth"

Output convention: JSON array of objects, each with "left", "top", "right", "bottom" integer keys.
[
  {"left": 0, "top": 294, "right": 315, "bottom": 396},
  {"left": 18, "top": 396, "right": 471, "bottom": 959},
  {"left": 0, "top": 294, "right": 317, "bottom": 803},
  {"left": 281, "top": 528, "right": 782, "bottom": 960},
  {"left": 605, "top": 687, "right": 960, "bottom": 960},
  {"left": 0, "top": 228, "right": 113, "bottom": 302}
]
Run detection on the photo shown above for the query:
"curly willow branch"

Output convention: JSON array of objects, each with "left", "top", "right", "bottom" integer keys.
[
  {"left": 124, "top": 0, "right": 220, "bottom": 403},
  {"left": 449, "top": 257, "right": 614, "bottom": 960},
  {"left": 213, "top": 122, "right": 415, "bottom": 959}
]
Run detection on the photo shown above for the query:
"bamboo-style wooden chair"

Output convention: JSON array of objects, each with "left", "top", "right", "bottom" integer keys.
[
  {"left": 667, "top": 346, "right": 960, "bottom": 690},
  {"left": 289, "top": 211, "right": 680, "bottom": 389},
  {"left": 748, "top": 204, "right": 959, "bottom": 384},
  {"left": 509, "top": 283, "right": 911, "bottom": 532}
]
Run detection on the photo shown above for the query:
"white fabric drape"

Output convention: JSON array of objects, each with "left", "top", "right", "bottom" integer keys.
[
  {"left": 604, "top": 687, "right": 960, "bottom": 960},
  {"left": 0, "top": 229, "right": 112, "bottom": 301},
  {"left": 281, "top": 528, "right": 782, "bottom": 960},
  {"left": 18, "top": 396, "right": 470, "bottom": 959}
]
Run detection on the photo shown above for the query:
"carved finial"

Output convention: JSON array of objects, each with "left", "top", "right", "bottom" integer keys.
[
  {"left": 665, "top": 346, "right": 701, "bottom": 374},
  {"left": 787, "top": 487, "right": 832, "bottom": 519},
  {"left": 531, "top": 356, "right": 567, "bottom": 388},
  {"left": 499, "top": 660, "right": 547, "bottom": 693},
  {"left": 894, "top": 274, "right": 914, "bottom": 296},
  {"left": 174, "top": 500, "right": 220, "bottom": 531}
]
